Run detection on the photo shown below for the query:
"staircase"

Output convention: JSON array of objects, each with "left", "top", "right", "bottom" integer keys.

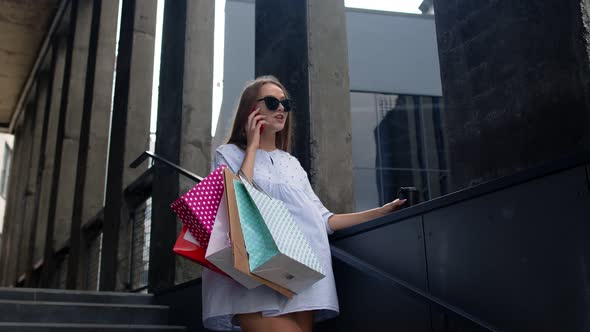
[{"left": 0, "top": 287, "right": 186, "bottom": 331}]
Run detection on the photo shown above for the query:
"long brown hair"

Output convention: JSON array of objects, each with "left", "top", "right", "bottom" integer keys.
[{"left": 226, "top": 75, "right": 292, "bottom": 152}]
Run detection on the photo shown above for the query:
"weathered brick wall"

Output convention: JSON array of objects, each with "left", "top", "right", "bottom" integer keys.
[{"left": 434, "top": 0, "right": 590, "bottom": 190}]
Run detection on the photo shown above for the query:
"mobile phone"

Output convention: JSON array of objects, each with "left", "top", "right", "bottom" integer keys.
[
  {"left": 250, "top": 106, "right": 264, "bottom": 134},
  {"left": 397, "top": 187, "right": 419, "bottom": 208}
]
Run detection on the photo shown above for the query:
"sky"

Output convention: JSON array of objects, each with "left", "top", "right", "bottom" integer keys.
[
  {"left": 149, "top": 0, "right": 425, "bottom": 135},
  {"left": 344, "top": 0, "right": 422, "bottom": 14}
]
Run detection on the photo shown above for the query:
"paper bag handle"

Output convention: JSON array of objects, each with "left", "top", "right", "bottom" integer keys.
[{"left": 237, "top": 169, "right": 271, "bottom": 198}]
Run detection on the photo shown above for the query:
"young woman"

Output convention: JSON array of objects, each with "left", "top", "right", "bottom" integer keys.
[{"left": 202, "top": 76, "right": 406, "bottom": 332}]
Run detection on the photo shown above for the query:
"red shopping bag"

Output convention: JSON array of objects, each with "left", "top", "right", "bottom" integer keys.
[
  {"left": 173, "top": 226, "right": 228, "bottom": 276},
  {"left": 170, "top": 164, "right": 227, "bottom": 249}
]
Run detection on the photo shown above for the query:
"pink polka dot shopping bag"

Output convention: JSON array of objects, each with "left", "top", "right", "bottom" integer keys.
[{"left": 170, "top": 164, "right": 228, "bottom": 274}]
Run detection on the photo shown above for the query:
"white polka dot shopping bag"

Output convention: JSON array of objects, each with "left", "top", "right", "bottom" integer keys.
[
  {"left": 222, "top": 168, "right": 294, "bottom": 298},
  {"left": 234, "top": 173, "right": 325, "bottom": 294},
  {"left": 204, "top": 188, "right": 261, "bottom": 289},
  {"left": 170, "top": 164, "right": 227, "bottom": 254}
]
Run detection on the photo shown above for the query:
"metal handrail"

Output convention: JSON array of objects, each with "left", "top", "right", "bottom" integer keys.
[
  {"left": 332, "top": 149, "right": 590, "bottom": 241},
  {"left": 129, "top": 151, "right": 203, "bottom": 183},
  {"left": 330, "top": 246, "right": 502, "bottom": 332}
]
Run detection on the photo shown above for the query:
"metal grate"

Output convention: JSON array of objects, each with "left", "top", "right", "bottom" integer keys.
[
  {"left": 50, "top": 254, "right": 69, "bottom": 289},
  {"left": 130, "top": 197, "right": 151, "bottom": 291},
  {"left": 57, "top": 255, "right": 68, "bottom": 289},
  {"left": 85, "top": 232, "right": 102, "bottom": 290}
]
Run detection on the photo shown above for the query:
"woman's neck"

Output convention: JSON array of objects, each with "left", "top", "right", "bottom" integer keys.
[{"left": 259, "top": 131, "right": 277, "bottom": 151}]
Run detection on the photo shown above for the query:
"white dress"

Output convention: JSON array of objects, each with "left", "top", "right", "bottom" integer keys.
[{"left": 202, "top": 143, "right": 339, "bottom": 331}]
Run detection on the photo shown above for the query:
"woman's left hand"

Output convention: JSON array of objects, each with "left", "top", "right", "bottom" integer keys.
[
  {"left": 380, "top": 198, "right": 407, "bottom": 215},
  {"left": 328, "top": 198, "right": 408, "bottom": 232}
]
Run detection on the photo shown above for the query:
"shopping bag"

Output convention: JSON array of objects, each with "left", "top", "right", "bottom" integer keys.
[
  {"left": 205, "top": 189, "right": 261, "bottom": 289},
  {"left": 223, "top": 168, "right": 294, "bottom": 298},
  {"left": 170, "top": 164, "right": 227, "bottom": 249},
  {"left": 173, "top": 226, "right": 227, "bottom": 276},
  {"left": 234, "top": 173, "right": 325, "bottom": 294}
]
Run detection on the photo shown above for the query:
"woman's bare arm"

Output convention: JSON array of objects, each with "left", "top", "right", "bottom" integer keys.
[{"left": 327, "top": 199, "right": 406, "bottom": 232}]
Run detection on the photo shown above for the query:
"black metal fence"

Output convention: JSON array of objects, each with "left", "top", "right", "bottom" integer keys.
[
  {"left": 85, "top": 231, "right": 101, "bottom": 290},
  {"left": 13, "top": 151, "right": 201, "bottom": 292},
  {"left": 130, "top": 198, "right": 152, "bottom": 292},
  {"left": 11, "top": 160, "right": 155, "bottom": 292}
]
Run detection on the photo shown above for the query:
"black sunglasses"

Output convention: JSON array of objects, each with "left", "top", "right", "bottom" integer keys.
[{"left": 257, "top": 96, "right": 293, "bottom": 112}]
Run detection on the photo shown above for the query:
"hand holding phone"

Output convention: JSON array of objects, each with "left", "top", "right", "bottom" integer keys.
[
  {"left": 397, "top": 187, "right": 419, "bottom": 208},
  {"left": 251, "top": 106, "right": 264, "bottom": 134}
]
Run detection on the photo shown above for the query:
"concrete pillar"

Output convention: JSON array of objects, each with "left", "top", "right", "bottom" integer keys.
[
  {"left": 175, "top": 0, "right": 214, "bottom": 284},
  {"left": 24, "top": 48, "right": 56, "bottom": 287},
  {"left": 255, "top": 0, "right": 311, "bottom": 172},
  {"left": 101, "top": 0, "right": 156, "bottom": 291},
  {"left": 2, "top": 98, "right": 36, "bottom": 285},
  {"left": 40, "top": 0, "right": 79, "bottom": 286},
  {"left": 68, "top": 0, "right": 119, "bottom": 290},
  {"left": 15, "top": 78, "right": 49, "bottom": 281},
  {"left": 7, "top": 99, "right": 38, "bottom": 285},
  {"left": 306, "top": 0, "right": 354, "bottom": 213},
  {"left": 151, "top": 0, "right": 186, "bottom": 291},
  {"left": 255, "top": 0, "right": 354, "bottom": 213},
  {"left": 149, "top": 0, "right": 214, "bottom": 288},
  {"left": 33, "top": 37, "right": 67, "bottom": 275},
  {"left": 180, "top": 0, "right": 214, "bottom": 215},
  {"left": 52, "top": 0, "right": 93, "bottom": 254},
  {"left": 433, "top": 0, "right": 590, "bottom": 190}
]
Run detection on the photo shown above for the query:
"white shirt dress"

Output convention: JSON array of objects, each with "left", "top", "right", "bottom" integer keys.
[{"left": 201, "top": 143, "right": 339, "bottom": 331}]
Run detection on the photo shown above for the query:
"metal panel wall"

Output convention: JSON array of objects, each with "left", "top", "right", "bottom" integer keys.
[{"left": 424, "top": 165, "right": 590, "bottom": 332}]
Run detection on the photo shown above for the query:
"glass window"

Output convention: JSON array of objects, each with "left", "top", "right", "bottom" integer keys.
[
  {"left": 351, "top": 92, "right": 449, "bottom": 210},
  {"left": 0, "top": 143, "right": 12, "bottom": 199}
]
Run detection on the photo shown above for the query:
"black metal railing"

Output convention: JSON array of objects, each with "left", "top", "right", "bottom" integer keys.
[
  {"left": 85, "top": 231, "right": 101, "bottom": 290},
  {"left": 129, "top": 151, "right": 202, "bottom": 182},
  {"left": 130, "top": 198, "right": 152, "bottom": 292}
]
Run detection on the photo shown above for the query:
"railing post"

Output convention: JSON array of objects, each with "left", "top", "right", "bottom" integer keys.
[
  {"left": 130, "top": 151, "right": 204, "bottom": 292},
  {"left": 101, "top": 0, "right": 157, "bottom": 291}
]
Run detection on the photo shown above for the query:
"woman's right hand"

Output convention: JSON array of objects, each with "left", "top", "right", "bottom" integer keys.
[{"left": 245, "top": 108, "right": 267, "bottom": 152}]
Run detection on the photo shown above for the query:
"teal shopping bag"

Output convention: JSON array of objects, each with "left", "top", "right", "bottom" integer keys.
[
  {"left": 233, "top": 179, "right": 279, "bottom": 271},
  {"left": 233, "top": 177, "right": 325, "bottom": 294}
]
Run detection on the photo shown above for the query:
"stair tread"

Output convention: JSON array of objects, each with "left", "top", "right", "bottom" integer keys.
[
  {"left": 0, "top": 287, "right": 153, "bottom": 297},
  {"left": 0, "top": 322, "right": 185, "bottom": 329},
  {"left": 0, "top": 299, "right": 167, "bottom": 309},
  {"left": 0, "top": 323, "right": 184, "bottom": 327}
]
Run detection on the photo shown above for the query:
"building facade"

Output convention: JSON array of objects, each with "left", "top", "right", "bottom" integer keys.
[{"left": 215, "top": 1, "right": 446, "bottom": 211}]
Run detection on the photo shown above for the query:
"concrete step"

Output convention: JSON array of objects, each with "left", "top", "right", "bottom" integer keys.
[
  {"left": 0, "top": 288, "right": 154, "bottom": 305},
  {"left": 0, "top": 323, "right": 186, "bottom": 332},
  {"left": 0, "top": 300, "right": 169, "bottom": 325}
]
